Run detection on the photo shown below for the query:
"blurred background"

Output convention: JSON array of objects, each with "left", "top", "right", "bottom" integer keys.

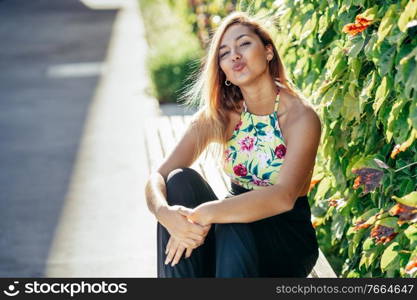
[{"left": 1, "top": 0, "right": 416, "bottom": 278}]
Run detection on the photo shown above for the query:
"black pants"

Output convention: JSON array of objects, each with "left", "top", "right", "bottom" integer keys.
[{"left": 157, "top": 167, "right": 319, "bottom": 277}]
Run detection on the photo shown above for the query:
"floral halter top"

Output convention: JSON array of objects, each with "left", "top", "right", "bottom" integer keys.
[{"left": 223, "top": 88, "right": 287, "bottom": 190}]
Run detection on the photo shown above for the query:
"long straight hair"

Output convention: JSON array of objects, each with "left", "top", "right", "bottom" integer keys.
[{"left": 180, "top": 11, "right": 303, "bottom": 168}]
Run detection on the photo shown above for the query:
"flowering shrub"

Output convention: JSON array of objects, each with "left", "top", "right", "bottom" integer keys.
[{"left": 173, "top": 0, "right": 417, "bottom": 277}]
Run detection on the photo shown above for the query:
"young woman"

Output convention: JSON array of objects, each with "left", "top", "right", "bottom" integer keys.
[{"left": 145, "top": 11, "right": 322, "bottom": 278}]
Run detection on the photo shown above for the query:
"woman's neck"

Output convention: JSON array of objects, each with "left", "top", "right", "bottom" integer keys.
[{"left": 240, "top": 76, "right": 280, "bottom": 115}]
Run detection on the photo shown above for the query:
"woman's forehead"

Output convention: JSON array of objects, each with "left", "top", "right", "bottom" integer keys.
[{"left": 220, "top": 24, "right": 253, "bottom": 45}]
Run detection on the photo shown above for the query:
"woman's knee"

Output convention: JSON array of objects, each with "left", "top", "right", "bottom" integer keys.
[
  {"left": 165, "top": 167, "right": 202, "bottom": 207},
  {"left": 166, "top": 167, "right": 199, "bottom": 184}
]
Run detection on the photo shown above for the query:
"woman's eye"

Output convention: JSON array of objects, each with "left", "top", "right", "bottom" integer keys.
[
  {"left": 220, "top": 51, "right": 229, "bottom": 58},
  {"left": 240, "top": 42, "right": 250, "bottom": 47}
]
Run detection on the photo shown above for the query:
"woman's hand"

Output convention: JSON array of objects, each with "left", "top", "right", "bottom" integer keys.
[
  {"left": 164, "top": 206, "right": 212, "bottom": 266},
  {"left": 157, "top": 205, "right": 207, "bottom": 249},
  {"left": 179, "top": 202, "right": 215, "bottom": 226},
  {"left": 164, "top": 225, "right": 210, "bottom": 266}
]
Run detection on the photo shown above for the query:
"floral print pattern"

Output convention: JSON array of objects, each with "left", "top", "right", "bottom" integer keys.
[{"left": 223, "top": 107, "right": 287, "bottom": 190}]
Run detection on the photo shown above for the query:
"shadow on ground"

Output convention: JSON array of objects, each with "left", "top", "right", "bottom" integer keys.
[{"left": 0, "top": 0, "right": 118, "bottom": 276}]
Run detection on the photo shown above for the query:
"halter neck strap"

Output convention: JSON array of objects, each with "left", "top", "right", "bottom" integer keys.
[{"left": 242, "top": 89, "right": 281, "bottom": 114}]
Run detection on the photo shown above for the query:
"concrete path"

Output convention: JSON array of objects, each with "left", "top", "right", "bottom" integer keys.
[
  {"left": 45, "top": 0, "right": 161, "bottom": 277},
  {"left": 0, "top": 0, "right": 161, "bottom": 277}
]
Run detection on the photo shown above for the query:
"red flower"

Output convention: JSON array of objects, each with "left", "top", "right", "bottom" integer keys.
[
  {"left": 234, "top": 119, "right": 242, "bottom": 131},
  {"left": 389, "top": 203, "right": 417, "bottom": 225},
  {"left": 274, "top": 144, "right": 286, "bottom": 159},
  {"left": 370, "top": 224, "right": 398, "bottom": 245},
  {"left": 233, "top": 164, "right": 247, "bottom": 176},
  {"left": 238, "top": 136, "right": 256, "bottom": 152},
  {"left": 351, "top": 167, "right": 384, "bottom": 194}
]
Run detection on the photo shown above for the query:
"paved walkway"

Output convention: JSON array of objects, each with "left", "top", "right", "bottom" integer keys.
[
  {"left": 45, "top": 0, "right": 160, "bottom": 277},
  {"left": 0, "top": 0, "right": 160, "bottom": 277}
]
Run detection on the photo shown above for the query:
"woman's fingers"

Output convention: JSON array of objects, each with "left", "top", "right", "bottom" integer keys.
[
  {"left": 165, "top": 237, "right": 180, "bottom": 265},
  {"left": 185, "top": 247, "right": 193, "bottom": 259},
  {"left": 171, "top": 244, "right": 186, "bottom": 266},
  {"left": 165, "top": 236, "right": 172, "bottom": 255}
]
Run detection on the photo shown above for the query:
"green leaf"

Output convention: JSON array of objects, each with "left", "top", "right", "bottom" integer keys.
[
  {"left": 358, "top": 5, "right": 378, "bottom": 21},
  {"left": 364, "top": 33, "right": 377, "bottom": 59},
  {"left": 300, "top": 11, "right": 317, "bottom": 41},
  {"left": 342, "top": 91, "right": 361, "bottom": 123},
  {"left": 379, "top": 44, "right": 396, "bottom": 76},
  {"left": 363, "top": 236, "right": 375, "bottom": 251},
  {"left": 398, "top": 0, "right": 417, "bottom": 32},
  {"left": 331, "top": 212, "right": 347, "bottom": 240},
  {"left": 381, "top": 242, "right": 400, "bottom": 272},
  {"left": 405, "top": 64, "right": 417, "bottom": 100},
  {"left": 392, "top": 191, "right": 417, "bottom": 208},
  {"left": 409, "top": 100, "right": 417, "bottom": 131},
  {"left": 348, "top": 34, "right": 365, "bottom": 58},
  {"left": 315, "top": 176, "right": 332, "bottom": 200},
  {"left": 359, "top": 70, "right": 376, "bottom": 102},
  {"left": 360, "top": 246, "right": 381, "bottom": 269},
  {"left": 386, "top": 97, "right": 409, "bottom": 143},
  {"left": 373, "top": 76, "right": 389, "bottom": 115},
  {"left": 377, "top": 4, "right": 398, "bottom": 44},
  {"left": 404, "top": 224, "right": 417, "bottom": 243},
  {"left": 375, "top": 217, "right": 400, "bottom": 231}
]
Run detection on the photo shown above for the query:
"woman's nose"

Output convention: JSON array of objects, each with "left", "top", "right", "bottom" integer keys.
[{"left": 231, "top": 49, "right": 241, "bottom": 61}]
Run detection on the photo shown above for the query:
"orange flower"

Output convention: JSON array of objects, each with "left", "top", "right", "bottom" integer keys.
[
  {"left": 405, "top": 257, "right": 417, "bottom": 275},
  {"left": 390, "top": 144, "right": 401, "bottom": 159},
  {"left": 353, "top": 219, "right": 372, "bottom": 231},
  {"left": 308, "top": 179, "right": 321, "bottom": 193},
  {"left": 342, "top": 16, "right": 372, "bottom": 36},
  {"left": 353, "top": 176, "right": 361, "bottom": 189},
  {"left": 312, "top": 218, "right": 321, "bottom": 229},
  {"left": 390, "top": 137, "right": 414, "bottom": 159}
]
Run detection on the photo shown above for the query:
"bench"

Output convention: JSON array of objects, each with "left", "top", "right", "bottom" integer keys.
[{"left": 144, "top": 114, "right": 337, "bottom": 278}]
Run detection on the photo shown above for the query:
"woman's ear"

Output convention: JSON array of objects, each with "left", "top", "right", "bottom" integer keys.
[{"left": 265, "top": 44, "right": 274, "bottom": 60}]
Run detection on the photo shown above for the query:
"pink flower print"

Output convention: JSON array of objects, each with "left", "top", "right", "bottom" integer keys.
[
  {"left": 238, "top": 136, "right": 256, "bottom": 153},
  {"left": 233, "top": 164, "right": 247, "bottom": 176},
  {"left": 275, "top": 144, "right": 286, "bottom": 159},
  {"left": 224, "top": 148, "right": 232, "bottom": 162},
  {"left": 234, "top": 119, "right": 242, "bottom": 131},
  {"left": 251, "top": 175, "right": 270, "bottom": 186}
]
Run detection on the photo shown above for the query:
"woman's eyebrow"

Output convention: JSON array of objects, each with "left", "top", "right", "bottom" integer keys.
[{"left": 219, "top": 34, "right": 251, "bottom": 50}]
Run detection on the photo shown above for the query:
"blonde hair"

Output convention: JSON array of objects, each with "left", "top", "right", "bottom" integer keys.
[{"left": 180, "top": 11, "right": 303, "bottom": 168}]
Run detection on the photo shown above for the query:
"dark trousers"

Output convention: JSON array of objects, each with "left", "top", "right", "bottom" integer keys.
[{"left": 157, "top": 167, "right": 319, "bottom": 278}]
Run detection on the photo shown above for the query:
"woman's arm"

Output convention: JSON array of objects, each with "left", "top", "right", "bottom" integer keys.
[
  {"left": 144, "top": 111, "right": 212, "bottom": 247},
  {"left": 187, "top": 108, "right": 322, "bottom": 225}
]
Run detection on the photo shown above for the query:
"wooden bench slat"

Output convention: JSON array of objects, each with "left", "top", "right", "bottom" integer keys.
[
  {"left": 182, "top": 115, "right": 231, "bottom": 192},
  {"left": 143, "top": 117, "right": 165, "bottom": 174},
  {"left": 163, "top": 115, "right": 206, "bottom": 181}
]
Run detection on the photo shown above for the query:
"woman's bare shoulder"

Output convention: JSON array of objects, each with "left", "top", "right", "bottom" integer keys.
[{"left": 283, "top": 92, "right": 321, "bottom": 130}]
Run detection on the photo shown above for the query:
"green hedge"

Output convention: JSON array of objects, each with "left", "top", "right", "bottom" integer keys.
[
  {"left": 138, "top": 0, "right": 204, "bottom": 103},
  {"left": 176, "top": 0, "right": 417, "bottom": 277}
]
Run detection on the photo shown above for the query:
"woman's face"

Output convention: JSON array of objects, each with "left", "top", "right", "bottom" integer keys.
[{"left": 218, "top": 24, "right": 273, "bottom": 86}]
